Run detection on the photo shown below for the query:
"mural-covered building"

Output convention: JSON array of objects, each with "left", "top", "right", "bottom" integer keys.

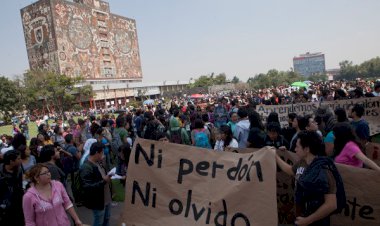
[{"left": 20, "top": 0, "right": 142, "bottom": 82}]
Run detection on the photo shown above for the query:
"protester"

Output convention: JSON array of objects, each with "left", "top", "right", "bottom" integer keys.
[
  {"left": 264, "top": 122, "right": 289, "bottom": 150},
  {"left": 282, "top": 113, "right": 297, "bottom": 145},
  {"left": 333, "top": 122, "right": 380, "bottom": 171},
  {"left": 289, "top": 116, "right": 307, "bottom": 152},
  {"left": 39, "top": 145, "right": 67, "bottom": 186},
  {"left": 214, "top": 125, "right": 238, "bottom": 151},
  {"left": 247, "top": 111, "right": 266, "bottom": 148},
  {"left": 276, "top": 131, "right": 345, "bottom": 226},
  {"left": 226, "top": 112, "right": 238, "bottom": 135},
  {"left": 19, "top": 144, "right": 36, "bottom": 173},
  {"left": 349, "top": 104, "right": 371, "bottom": 145},
  {"left": 304, "top": 115, "right": 322, "bottom": 137},
  {"left": 168, "top": 109, "right": 183, "bottom": 144},
  {"left": 234, "top": 107, "right": 250, "bottom": 148},
  {"left": 214, "top": 98, "right": 228, "bottom": 128},
  {"left": 372, "top": 82, "right": 380, "bottom": 96},
  {"left": 0, "top": 150, "right": 24, "bottom": 226},
  {"left": 23, "top": 164, "right": 83, "bottom": 226},
  {"left": 191, "top": 119, "right": 211, "bottom": 148},
  {"left": 80, "top": 142, "right": 112, "bottom": 226}
]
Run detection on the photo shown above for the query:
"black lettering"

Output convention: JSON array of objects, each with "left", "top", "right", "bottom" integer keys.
[
  {"left": 227, "top": 158, "right": 242, "bottom": 180},
  {"left": 185, "top": 190, "right": 192, "bottom": 217},
  {"left": 212, "top": 161, "right": 224, "bottom": 178},
  {"left": 231, "top": 212, "right": 250, "bottom": 226},
  {"left": 152, "top": 188, "right": 157, "bottom": 208},
  {"left": 348, "top": 198, "right": 361, "bottom": 220},
  {"left": 132, "top": 181, "right": 150, "bottom": 206},
  {"left": 177, "top": 158, "right": 193, "bottom": 184},
  {"left": 246, "top": 161, "right": 256, "bottom": 181},
  {"left": 359, "top": 205, "right": 375, "bottom": 220},
  {"left": 169, "top": 199, "right": 183, "bottom": 215},
  {"left": 206, "top": 202, "right": 212, "bottom": 224},
  {"left": 214, "top": 199, "right": 228, "bottom": 226},
  {"left": 196, "top": 161, "right": 210, "bottom": 176},
  {"left": 238, "top": 164, "right": 248, "bottom": 181},
  {"left": 254, "top": 161, "right": 264, "bottom": 182},
  {"left": 157, "top": 149, "right": 163, "bottom": 168},
  {"left": 192, "top": 204, "right": 206, "bottom": 221},
  {"left": 135, "top": 143, "right": 154, "bottom": 166}
]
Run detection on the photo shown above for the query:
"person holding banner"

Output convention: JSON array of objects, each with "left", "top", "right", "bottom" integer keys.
[
  {"left": 276, "top": 131, "right": 345, "bottom": 226},
  {"left": 333, "top": 122, "right": 380, "bottom": 171}
]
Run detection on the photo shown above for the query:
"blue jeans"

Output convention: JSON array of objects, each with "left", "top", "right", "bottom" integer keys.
[{"left": 92, "top": 204, "right": 111, "bottom": 226}]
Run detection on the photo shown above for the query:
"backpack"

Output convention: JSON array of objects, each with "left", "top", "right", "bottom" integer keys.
[
  {"left": 111, "top": 129, "right": 123, "bottom": 153},
  {"left": 296, "top": 157, "right": 346, "bottom": 216},
  {"left": 206, "top": 123, "right": 218, "bottom": 147},
  {"left": 170, "top": 129, "right": 182, "bottom": 144},
  {"left": 194, "top": 129, "right": 211, "bottom": 149}
]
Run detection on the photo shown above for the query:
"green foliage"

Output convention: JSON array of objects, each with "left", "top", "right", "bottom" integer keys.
[
  {"left": 190, "top": 73, "right": 227, "bottom": 88},
  {"left": 127, "top": 99, "right": 142, "bottom": 108},
  {"left": 338, "top": 57, "right": 380, "bottom": 80},
  {"left": 246, "top": 70, "right": 303, "bottom": 89},
  {"left": 231, "top": 76, "right": 240, "bottom": 84},
  {"left": 0, "top": 76, "right": 21, "bottom": 117},
  {"left": 20, "top": 69, "right": 93, "bottom": 116}
]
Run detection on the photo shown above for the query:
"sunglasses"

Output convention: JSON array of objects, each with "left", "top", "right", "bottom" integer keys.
[{"left": 39, "top": 171, "right": 51, "bottom": 176}]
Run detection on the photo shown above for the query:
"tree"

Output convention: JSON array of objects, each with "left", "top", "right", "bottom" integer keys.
[
  {"left": 0, "top": 76, "right": 22, "bottom": 118},
  {"left": 307, "top": 74, "right": 328, "bottom": 82},
  {"left": 21, "top": 69, "right": 92, "bottom": 116},
  {"left": 359, "top": 57, "right": 380, "bottom": 78},
  {"left": 338, "top": 60, "right": 359, "bottom": 80},
  {"left": 246, "top": 70, "right": 303, "bottom": 89},
  {"left": 214, "top": 73, "right": 227, "bottom": 85},
  {"left": 231, "top": 76, "right": 240, "bottom": 84}
]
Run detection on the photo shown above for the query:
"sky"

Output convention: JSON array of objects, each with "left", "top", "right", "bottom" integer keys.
[{"left": 1, "top": 0, "right": 380, "bottom": 82}]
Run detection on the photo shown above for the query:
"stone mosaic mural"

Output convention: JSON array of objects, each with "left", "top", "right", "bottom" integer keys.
[
  {"left": 21, "top": 0, "right": 142, "bottom": 80},
  {"left": 21, "top": 0, "right": 59, "bottom": 72}
]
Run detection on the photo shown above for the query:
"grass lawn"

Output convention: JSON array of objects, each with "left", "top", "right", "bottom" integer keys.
[{"left": 0, "top": 121, "right": 40, "bottom": 139}]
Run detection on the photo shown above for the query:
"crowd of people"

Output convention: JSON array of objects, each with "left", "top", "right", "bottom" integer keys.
[{"left": 0, "top": 80, "right": 379, "bottom": 226}]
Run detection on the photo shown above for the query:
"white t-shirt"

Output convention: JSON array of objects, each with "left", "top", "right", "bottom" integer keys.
[
  {"left": 213, "top": 138, "right": 239, "bottom": 151},
  {"left": 1, "top": 146, "right": 14, "bottom": 154}
]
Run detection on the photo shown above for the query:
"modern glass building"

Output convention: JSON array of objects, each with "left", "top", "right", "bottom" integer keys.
[{"left": 293, "top": 52, "right": 326, "bottom": 77}]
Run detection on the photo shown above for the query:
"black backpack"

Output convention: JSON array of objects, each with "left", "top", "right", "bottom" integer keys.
[{"left": 296, "top": 157, "right": 346, "bottom": 215}]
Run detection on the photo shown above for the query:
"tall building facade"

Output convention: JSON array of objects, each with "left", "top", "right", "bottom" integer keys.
[
  {"left": 293, "top": 52, "right": 325, "bottom": 77},
  {"left": 20, "top": 0, "right": 142, "bottom": 82}
]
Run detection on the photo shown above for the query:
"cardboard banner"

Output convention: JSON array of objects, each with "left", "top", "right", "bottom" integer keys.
[
  {"left": 225, "top": 148, "right": 299, "bottom": 225},
  {"left": 122, "top": 138, "right": 278, "bottom": 226},
  {"left": 275, "top": 150, "right": 299, "bottom": 225},
  {"left": 331, "top": 164, "right": 380, "bottom": 226},
  {"left": 227, "top": 147, "right": 380, "bottom": 226},
  {"left": 255, "top": 96, "right": 380, "bottom": 135},
  {"left": 365, "top": 142, "right": 380, "bottom": 166}
]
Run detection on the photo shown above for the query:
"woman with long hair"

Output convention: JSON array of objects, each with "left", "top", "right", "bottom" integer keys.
[
  {"left": 333, "top": 122, "right": 380, "bottom": 171},
  {"left": 214, "top": 125, "right": 238, "bottom": 151},
  {"left": 247, "top": 111, "right": 266, "bottom": 148},
  {"left": 23, "top": 164, "right": 83, "bottom": 226},
  {"left": 324, "top": 107, "right": 348, "bottom": 156},
  {"left": 19, "top": 145, "right": 36, "bottom": 173}
]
